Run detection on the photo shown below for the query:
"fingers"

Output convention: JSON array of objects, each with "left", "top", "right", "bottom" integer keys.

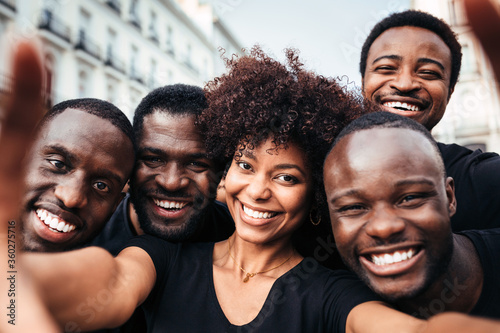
[
  {"left": 0, "top": 40, "right": 43, "bottom": 227},
  {"left": 463, "top": 0, "right": 500, "bottom": 82}
]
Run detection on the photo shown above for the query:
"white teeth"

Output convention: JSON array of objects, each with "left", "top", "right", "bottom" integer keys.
[
  {"left": 49, "top": 219, "right": 59, "bottom": 229},
  {"left": 35, "top": 209, "right": 77, "bottom": 233},
  {"left": 370, "top": 248, "right": 417, "bottom": 266},
  {"left": 153, "top": 198, "right": 188, "bottom": 210},
  {"left": 243, "top": 205, "right": 277, "bottom": 219},
  {"left": 384, "top": 253, "right": 394, "bottom": 264},
  {"left": 383, "top": 101, "right": 420, "bottom": 112}
]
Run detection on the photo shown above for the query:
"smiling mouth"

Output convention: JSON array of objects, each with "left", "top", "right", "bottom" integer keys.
[
  {"left": 242, "top": 205, "right": 278, "bottom": 219},
  {"left": 366, "top": 247, "right": 421, "bottom": 266},
  {"left": 383, "top": 101, "right": 421, "bottom": 112},
  {"left": 36, "top": 208, "right": 76, "bottom": 233},
  {"left": 153, "top": 198, "right": 189, "bottom": 211}
]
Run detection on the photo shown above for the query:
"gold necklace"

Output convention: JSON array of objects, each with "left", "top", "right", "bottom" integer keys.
[{"left": 227, "top": 238, "right": 294, "bottom": 283}]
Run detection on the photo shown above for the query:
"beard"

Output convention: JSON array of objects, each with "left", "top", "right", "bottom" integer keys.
[
  {"left": 343, "top": 232, "right": 454, "bottom": 303},
  {"left": 129, "top": 184, "right": 210, "bottom": 242}
]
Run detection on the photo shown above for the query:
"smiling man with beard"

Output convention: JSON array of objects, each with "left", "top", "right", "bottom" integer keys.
[
  {"left": 21, "top": 98, "right": 135, "bottom": 252},
  {"left": 89, "top": 84, "right": 234, "bottom": 255},
  {"left": 324, "top": 111, "right": 500, "bottom": 319}
]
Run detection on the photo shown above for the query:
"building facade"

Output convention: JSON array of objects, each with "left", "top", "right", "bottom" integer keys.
[
  {"left": 412, "top": 0, "right": 500, "bottom": 153},
  {"left": 0, "top": 0, "right": 242, "bottom": 118}
]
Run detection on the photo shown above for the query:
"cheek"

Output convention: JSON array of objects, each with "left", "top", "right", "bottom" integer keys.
[
  {"left": 331, "top": 220, "right": 358, "bottom": 250},
  {"left": 192, "top": 173, "right": 215, "bottom": 197},
  {"left": 134, "top": 165, "right": 153, "bottom": 184}
]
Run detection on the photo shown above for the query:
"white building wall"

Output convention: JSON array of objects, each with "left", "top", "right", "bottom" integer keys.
[{"left": 0, "top": 0, "right": 242, "bottom": 119}]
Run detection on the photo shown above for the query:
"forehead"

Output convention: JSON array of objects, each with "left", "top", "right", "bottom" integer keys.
[
  {"left": 368, "top": 26, "right": 451, "bottom": 66},
  {"left": 39, "top": 108, "right": 129, "bottom": 148},
  {"left": 246, "top": 140, "right": 308, "bottom": 166},
  {"left": 140, "top": 111, "right": 204, "bottom": 150},
  {"left": 325, "top": 128, "right": 441, "bottom": 184}
]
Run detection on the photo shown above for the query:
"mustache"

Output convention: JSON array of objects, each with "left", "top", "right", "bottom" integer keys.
[
  {"left": 140, "top": 187, "right": 191, "bottom": 199},
  {"left": 374, "top": 90, "right": 430, "bottom": 106},
  {"left": 359, "top": 235, "right": 419, "bottom": 250}
]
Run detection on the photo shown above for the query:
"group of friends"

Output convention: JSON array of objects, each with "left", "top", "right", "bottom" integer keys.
[{"left": 1, "top": 2, "right": 500, "bottom": 332}]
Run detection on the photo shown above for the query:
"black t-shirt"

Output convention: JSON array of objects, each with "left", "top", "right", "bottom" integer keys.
[
  {"left": 459, "top": 229, "right": 500, "bottom": 319},
  {"left": 88, "top": 194, "right": 235, "bottom": 255},
  {"left": 127, "top": 235, "right": 381, "bottom": 333},
  {"left": 438, "top": 142, "right": 500, "bottom": 231},
  {"left": 87, "top": 195, "right": 235, "bottom": 333}
]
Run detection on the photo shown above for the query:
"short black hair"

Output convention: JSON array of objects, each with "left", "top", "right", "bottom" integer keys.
[
  {"left": 328, "top": 111, "right": 445, "bottom": 176},
  {"left": 133, "top": 84, "right": 206, "bottom": 143},
  {"left": 42, "top": 98, "right": 134, "bottom": 146},
  {"left": 360, "top": 10, "right": 462, "bottom": 92}
]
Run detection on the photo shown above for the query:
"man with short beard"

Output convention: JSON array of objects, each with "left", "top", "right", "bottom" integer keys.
[
  {"left": 323, "top": 111, "right": 500, "bottom": 319},
  {"left": 89, "top": 84, "right": 234, "bottom": 254}
]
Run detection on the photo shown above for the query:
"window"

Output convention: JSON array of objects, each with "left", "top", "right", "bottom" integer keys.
[{"left": 78, "top": 70, "right": 88, "bottom": 98}]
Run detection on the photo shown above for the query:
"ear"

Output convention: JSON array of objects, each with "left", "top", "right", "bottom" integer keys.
[
  {"left": 361, "top": 77, "right": 365, "bottom": 96},
  {"left": 445, "top": 176, "right": 457, "bottom": 217},
  {"left": 113, "top": 192, "right": 126, "bottom": 212},
  {"left": 447, "top": 86, "right": 455, "bottom": 102}
]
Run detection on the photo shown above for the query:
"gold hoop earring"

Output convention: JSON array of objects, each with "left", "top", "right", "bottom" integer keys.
[{"left": 310, "top": 211, "right": 321, "bottom": 226}]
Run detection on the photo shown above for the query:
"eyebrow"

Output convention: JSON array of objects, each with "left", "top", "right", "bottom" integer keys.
[
  {"left": 47, "top": 145, "right": 124, "bottom": 184},
  {"left": 45, "top": 144, "right": 78, "bottom": 163},
  {"left": 372, "top": 55, "right": 445, "bottom": 71},
  {"left": 328, "top": 178, "right": 436, "bottom": 204},
  {"left": 140, "top": 147, "right": 209, "bottom": 160},
  {"left": 95, "top": 168, "right": 124, "bottom": 184},
  {"left": 241, "top": 150, "right": 307, "bottom": 177},
  {"left": 417, "top": 57, "right": 445, "bottom": 71}
]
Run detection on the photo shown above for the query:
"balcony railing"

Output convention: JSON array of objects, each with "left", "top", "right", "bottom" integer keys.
[
  {"left": 130, "top": 68, "right": 144, "bottom": 85},
  {"left": 129, "top": 15, "right": 141, "bottom": 30},
  {"left": 0, "top": 0, "right": 16, "bottom": 11},
  {"left": 105, "top": 53, "right": 126, "bottom": 74},
  {"left": 75, "top": 32, "right": 101, "bottom": 60},
  {"left": 38, "top": 9, "right": 71, "bottom": 43},
  {"left": 106, "top": 0, "right": 121, "bottom": 14}
]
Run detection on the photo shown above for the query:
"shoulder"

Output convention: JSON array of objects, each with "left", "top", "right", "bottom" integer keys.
[
  {"left": 457, "top": 229, "right": 500, "bottom": 254},
  {"left": 438, "top": 142, "right": 500, "bottom": 169}
]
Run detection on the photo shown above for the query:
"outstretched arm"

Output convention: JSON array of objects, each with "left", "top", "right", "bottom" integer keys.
[
  {"left": 24, "top": 246, "right": 156, "bottom": 331},
  {"left": 464, "top": 0, "right": 500, "bottom": 82},
  {"left": 0, "top": 41, "right": 60, "bottom": 332},
  {"left": 346, "top": 301, "right": 500, "bottom": 333}
]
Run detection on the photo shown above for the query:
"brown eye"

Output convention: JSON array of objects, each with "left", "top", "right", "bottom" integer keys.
[{"left": 93, "top": 182, "right": 110, "bottom": 193}]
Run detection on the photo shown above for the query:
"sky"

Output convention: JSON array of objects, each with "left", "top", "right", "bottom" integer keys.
[{"left": 214, "top": 0, "right": 411, "bottom": 91}]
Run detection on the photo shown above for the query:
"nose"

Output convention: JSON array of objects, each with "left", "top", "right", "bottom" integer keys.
[
  {"left": 54, "top": 175, "right": 88, "bottom": 209},
  {"left": 364, "top": 204, "right": 405, "bottom": 240},
  {"left": 390, "top": 69, "right": 421, "bottom": 93},
  {"left": 155, "top": 163, "right": 190, "bottom": 191},
  {"left": 246, "top": 175, "right": 271, "bottom": 201}
]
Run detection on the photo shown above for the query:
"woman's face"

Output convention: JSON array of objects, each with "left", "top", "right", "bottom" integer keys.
[{"left": 225, "top": 139, "right": 313, "bottom": 245}]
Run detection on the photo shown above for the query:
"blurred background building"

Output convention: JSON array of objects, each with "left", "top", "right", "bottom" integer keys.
[
  {"left": 412, "top": 0, "right": 500, "bottom": 152},
  {"left": 0, "top": 0, "right": 242, "bottom": 119}
]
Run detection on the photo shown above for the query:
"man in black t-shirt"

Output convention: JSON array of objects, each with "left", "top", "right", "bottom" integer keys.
[
  {"left": 359, "top": 10, "right": 500, "bottom": 231},
  {"left": 90, "top": 84, "right": 234, "bottom": 254},
  {"left": 324, "top": 112, "right": 500, "bottom": 320}
]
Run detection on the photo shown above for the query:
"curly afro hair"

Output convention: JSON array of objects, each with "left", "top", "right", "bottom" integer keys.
[
  {"left": 199, "top": 46, "right": 377, "bottom": 220},
  {"left": 360, "top": 10, "right": 462, "bottom": 93}
]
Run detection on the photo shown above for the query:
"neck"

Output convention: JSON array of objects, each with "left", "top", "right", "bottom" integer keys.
[
  {"left": 227, "top": 233, "right": 299, "bottom": 276},
  {"left": 396, "top": 234, "right": 483, "bottom": 317},
  {"left": 127, "top": 201, "right": 144, "bottom": 236}
]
